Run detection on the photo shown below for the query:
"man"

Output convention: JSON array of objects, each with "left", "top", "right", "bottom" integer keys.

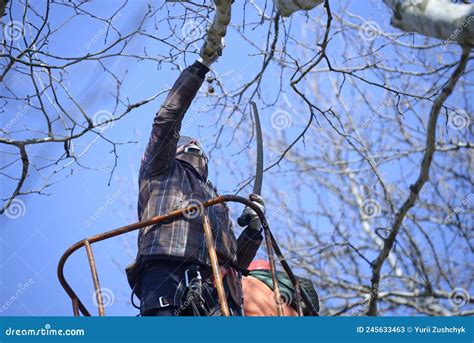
[{"left": 126, "top": 52, "right": 265, "bottom": 316}]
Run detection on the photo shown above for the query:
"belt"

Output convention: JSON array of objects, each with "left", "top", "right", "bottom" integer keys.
[{"left": 141, "top": 263, "right": 241, "bottom": 315}]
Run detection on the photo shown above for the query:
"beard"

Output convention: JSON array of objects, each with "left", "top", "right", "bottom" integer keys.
[{"left": 176, "top": 152, "right": 208, "bottom": 180}]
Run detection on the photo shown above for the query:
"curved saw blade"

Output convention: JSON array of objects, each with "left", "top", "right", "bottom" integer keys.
[
  {"left": 251, "top": 101, "right": 263, "bottom": 195},
  {"left": 237, "top": 101, "right": 263, "bottom": 227}
]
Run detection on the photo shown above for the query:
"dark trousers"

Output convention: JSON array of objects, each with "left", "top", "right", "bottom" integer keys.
[
  {"left": 138, "top": 259, "right": 202, "bottom": 316},
  {"left": 137, "top": 259, "right": 242, "bottom": 316}
]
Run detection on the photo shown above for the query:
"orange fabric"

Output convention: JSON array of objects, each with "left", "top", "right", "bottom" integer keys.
[
  {"left": 247, "top": 260, "right": 271, "bottom": 271},
  {"left": 242, "top": 276, "right": 298, "bottom": 316}
]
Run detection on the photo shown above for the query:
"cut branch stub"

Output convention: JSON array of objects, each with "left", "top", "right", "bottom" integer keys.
[
  {"left": 273, "top": 0, "right": 323, "bottom": 17},
  {"left": 384, "top": 0, "right": 474, "bottom": 46},
  {"left": 200, "top": 0, "right": 233, "bottom": 63}
]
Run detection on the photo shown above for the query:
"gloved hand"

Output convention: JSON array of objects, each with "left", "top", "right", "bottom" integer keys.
[
  {"left": 240, "top": 194, "right": 266, "bottom": 231},
  {"left": 198, "top": 37, "right": 224, "bottom": 67}
]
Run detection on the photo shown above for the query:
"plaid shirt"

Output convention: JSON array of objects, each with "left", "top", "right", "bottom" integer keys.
[{"left": 136, "top": 61, "right": 262, "bottom": 271}]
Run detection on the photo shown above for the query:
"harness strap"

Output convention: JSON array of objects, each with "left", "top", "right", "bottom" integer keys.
[{"left": 139, "top": 264, "right": 240, "bottom": 316}]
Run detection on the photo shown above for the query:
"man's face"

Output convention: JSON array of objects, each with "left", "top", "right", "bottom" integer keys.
[
  {"left": 176, "top": 136, "right": 208, "bottom": 179},
  {"left": 180, "top": 139, "right": 205, "bottom": 157}
]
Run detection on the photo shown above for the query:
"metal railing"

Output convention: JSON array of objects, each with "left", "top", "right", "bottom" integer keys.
[{"left": 57, "top": 195, "right": 318, "bottom": 316}]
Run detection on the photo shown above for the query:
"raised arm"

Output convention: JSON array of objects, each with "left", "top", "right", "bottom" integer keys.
[{"left": 139, "top": 61, "right": 210, "bottom": 177}]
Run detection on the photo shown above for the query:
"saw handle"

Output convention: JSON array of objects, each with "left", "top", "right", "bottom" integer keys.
[{"left": 237, "top": 194, "right": 261, "bottom": 227}]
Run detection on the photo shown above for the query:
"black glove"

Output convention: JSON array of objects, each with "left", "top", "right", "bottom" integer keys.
[{"left": 239, "top": 194, "right": 265, "bottom": 230}]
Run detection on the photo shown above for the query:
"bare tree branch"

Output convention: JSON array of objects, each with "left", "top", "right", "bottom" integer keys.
[{"left": 367, "top": 46, "right": 471, "bottom": 316}]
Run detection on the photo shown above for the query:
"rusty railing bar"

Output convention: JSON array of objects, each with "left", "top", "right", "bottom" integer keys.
[
  {"left": 261, "top": 219, "right": 284, "bottom": 316},
  {"left": 72, "top": 298, "right": 79, "bottom": 317},
  {"left": 202, "top": 213, "right": 230, "bottom": 316},
  {"left": 84, "top": 240, "right": 105, "bottom": 316},
  {"left": 57, "top": 195, "right": 316, "bottom": 317},
  {"left": 267, "top": 229, "right": 319, "bottom": 316}
]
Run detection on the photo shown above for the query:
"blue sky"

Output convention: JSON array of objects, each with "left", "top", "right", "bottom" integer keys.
[
  {"left": 1, "top": 0, "right": 289, "bottom": 316},
  {"left": 1, "top": 0, "right": 472, "bottom": 317}
]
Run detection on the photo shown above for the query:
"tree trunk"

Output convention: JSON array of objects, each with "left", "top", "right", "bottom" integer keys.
[
  {"left": 273, "top": 0, "right": 323, "bottom": 17},
  {"left": 200, "top": 0, "right": 233, "bottom": 63},
  {"left": 384, "top": 0, "right": 474, "bottom": 46},
  {"left": 0, "top": 0, "right": 9, "bottom": 19}
]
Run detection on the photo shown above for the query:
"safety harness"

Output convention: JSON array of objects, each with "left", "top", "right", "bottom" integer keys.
[{"left": 132, "top": 264, "right": 240, "bottom": 316}]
